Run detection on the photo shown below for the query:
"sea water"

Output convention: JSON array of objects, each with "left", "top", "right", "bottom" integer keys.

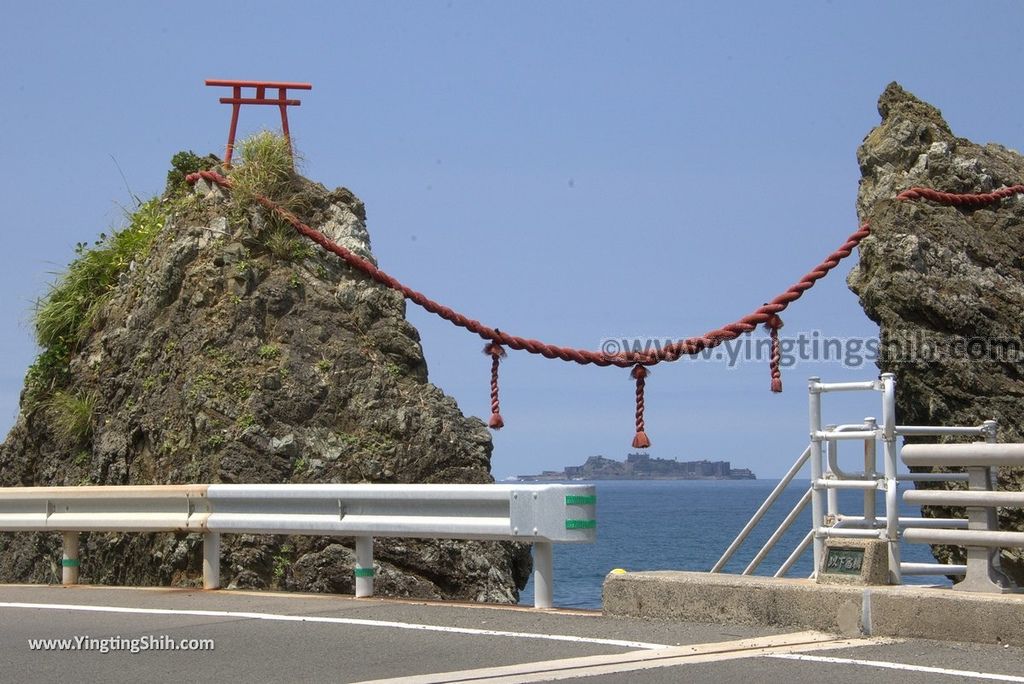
[{"left": 518, "top": 479, "right": 948, "bottom": 609}]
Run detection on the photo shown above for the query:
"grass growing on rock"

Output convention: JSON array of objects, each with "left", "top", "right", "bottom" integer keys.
[
  {"left": 34, "top": 198, "right": 165, "bottom": 352},
  {"left": 257, "top": 344, "right": 281, "bottom": 360},
  {"left": 263, "top": 224, "right": 314, "bottom": 262},
  {"left": 27, "top": 198, "right": 169, "bottom": 405},
  {"left": 228, "top": 131, "right": 300, "bottom": 208},
  {"left": 227, "top": 131, "right": 315, "bottom": 263},
  {"left": 46, "top": 390, "right": 96, "bottom": 444}
]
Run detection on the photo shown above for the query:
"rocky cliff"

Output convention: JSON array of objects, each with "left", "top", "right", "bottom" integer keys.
[
  {"left": 848, "top": 83, "right": 1024, "bottom": 582},
  {"left": 0, "top": 143, "right": 531, "bottom": 600}
]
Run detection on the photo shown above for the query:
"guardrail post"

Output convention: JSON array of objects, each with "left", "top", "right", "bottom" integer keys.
[
  {"left": 61, "top": 532, "right": 80, "bottom": 585},
  {"left": 983, "top": 420, "right": 1000, "bottom": 516},
  {"left": 863, "top": 417, "right": 878, "bottom": 527},
  {"left": 957, "top": 464, "right": 1013, "bottom": 593},
  {"left": 203, "top": 532, "right": 221, "bottom": 589},
  {"left": 533, "top": 541, "right": 553, "bottom": 609},
  {"left": 825, "top": 425, "right": 839, "bottom": 520},
  {"left": 808, "top": 377, "right": 825, "bottom": 576},
  {"left": 880, "top": 373, "right": 901, "bottom": 583},
  {"left": 355, "top": 536, "right": 374, "bottom": 598}
]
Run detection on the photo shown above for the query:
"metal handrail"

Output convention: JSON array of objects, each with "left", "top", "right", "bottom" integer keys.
[
  {"left": 901, "top": 562, "right": 966, "bottom": 576},
  {"left": 834, "top": 514, "right": 969, "bottom": 530},
  {"left": 904, "top": 528, "right": 1024, "bottom": 547},
  {"left": 743, "top": 488, "right": 812, "bottom": 575},
  {"left": 903, "top": 442, "right": 1024, "bottom": 466},
  {"left": 896, "top": 472, "right": 970, "bottom": 482},
  {"left": 713, "top": 375, "right": 1006, "bottom": 586},
  {"left": 710, "top": 446, "right": 810, "bottom": 573},
  {"left": 896, "top": 425, "right": 991, "bottom": 437},
  {"left": 774, "top": 530, "right": 813, "bottom": 578},
  {"left": 816, "top": 430, "right": 877, "bottom": 441},
  {"left": 811, "top": 380, "right": 880, "bottom": 393},
  {"left": 825, "top": 423, "right": 872, "bottom": 479},
  {"left": 820, "top": 527, "right": 884, "bottom": 539},
  {"left": 818, "top": 479, "right": 882, "bottom": 490},
  {"left": 905, "top": 490, "right": 1024, "bottom": 507}
]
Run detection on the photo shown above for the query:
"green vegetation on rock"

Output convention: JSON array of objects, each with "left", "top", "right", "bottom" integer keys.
[
  {"left": 27, "top": 198, "right": 169, "bottom": 405},
  {"left": 228, "top": 131, "right": 298, "bottom": 208},
  {"left": 45, "top": 390, "right": 96, "bottom": 445},
  {"left": 35, "top": 198, "right": 166, "bottom": 350},
  {"left": 262, "top": 224, "right": 314, "bottom": 262},
  {"left": 227, "top": 131, "right": 314, "bottom": 263},
  {"left": 257, "top": 344, "right": 281, "bottom": 360},
  {"left": 165, "top": 150, "right": 218, "bottom": 196}
]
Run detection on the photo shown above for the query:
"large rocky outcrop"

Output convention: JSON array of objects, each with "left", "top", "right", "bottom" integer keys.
[
  {"left": 849, "top": 83, "right": 1024, "bottom": 582},
  {"left": 0, "top": 161, "right": 531, "bottom": 600}
]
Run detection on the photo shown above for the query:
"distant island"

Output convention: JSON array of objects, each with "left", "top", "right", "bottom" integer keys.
[{"left": 516, "top": 454, "right": 756, "bottom": 481}]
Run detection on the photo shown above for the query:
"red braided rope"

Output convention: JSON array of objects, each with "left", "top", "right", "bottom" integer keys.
[
  {"left": 186, "top": 170, "right": 868, "bottom": 368},
  {"left": 896, "top": 184, "right": 1024, "bottom": 205},
  {"left": 765, "top": 313, "right": 783, "bottom": 393},
  {"left": 483, "top": 342, "right": 506, "bottom": 429},
  {"left": 187, "top": 169, "right": 1024, "bottom": 445},
  {"left": 631, "top": 364, "right": 650, "bottom": 449}
]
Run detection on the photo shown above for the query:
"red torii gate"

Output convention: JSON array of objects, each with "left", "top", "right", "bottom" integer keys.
[{"left": 205, "top": 79, "right": 313, "bottom": 165}]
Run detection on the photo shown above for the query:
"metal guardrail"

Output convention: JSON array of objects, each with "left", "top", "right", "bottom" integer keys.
[
  {"left": 903, "top": 443, "right": 1024, "bottom": 466},
  {"left": 901, "top": 443, "right": 1024, "bottom": 593},
  {"left": 0, "top": 483, "right": 597, "bottom": 609}
]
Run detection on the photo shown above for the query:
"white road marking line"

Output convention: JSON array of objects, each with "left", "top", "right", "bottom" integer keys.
[
  {"left": 769, "top": 653, "right": 1024, "bottom": 682},
  {"left": 354, "top": 631, "right": 883, "bottom": 684},
  {"left": 0, "top": 602, "right": 666, "bottom": 650}
]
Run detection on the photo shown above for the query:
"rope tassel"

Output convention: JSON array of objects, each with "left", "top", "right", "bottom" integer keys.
[
  {"left": 765, "top": 313, "right": 784, "bottom": 393},
  {"left": 631, "top": 364, "right": 651, "bottom": 448},
  {"left": 483, "top": 342, "right": 507, "bottom": 429}
]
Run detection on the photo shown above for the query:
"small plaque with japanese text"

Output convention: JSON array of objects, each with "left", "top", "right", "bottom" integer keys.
[{"left": 824, "top": 546, "right": 865, "bottom": 575}]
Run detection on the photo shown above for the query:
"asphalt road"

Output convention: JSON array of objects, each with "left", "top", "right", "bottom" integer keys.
[{"left": 0, "top": 585, "right": 1021, "bottom": 683}]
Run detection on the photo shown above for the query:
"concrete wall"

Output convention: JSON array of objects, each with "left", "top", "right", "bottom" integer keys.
[{"left": 603, "top": 571, "right": 1024, "bottom": 645}]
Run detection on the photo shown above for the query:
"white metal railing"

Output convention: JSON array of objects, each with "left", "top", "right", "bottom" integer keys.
[
  {"left": 709, "top": 446, "right": 810, "bottom": 575},
  {"left": 713, "top": 375, "right": 901, "bottom": 580},
  {"left": 0, "top": 483, "right": 597, "bottom": 609},
  {"left": 712, "top": 372, "right": 1011, "bottom": 589},
  {"left": 902, "top": 443, "right": 1024, "bottom": 593}
]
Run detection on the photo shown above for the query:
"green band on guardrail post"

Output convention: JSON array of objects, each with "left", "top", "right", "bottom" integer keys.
[
  {"left": 565, "top": 495, "right": 596, "bottom": 505},
  {"left": 62, "top": 559, "right": 81, "bottom": 568},
  {"left": 565, "top": 519, "right": 597, "bottom": 529},
  {"left": 353, "top": 567, "right": 375, "bottom": 578}
]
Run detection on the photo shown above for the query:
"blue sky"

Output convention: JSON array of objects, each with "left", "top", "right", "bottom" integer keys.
[{"left": 1, "top": 2, "right": 1021, "bottom": 479}]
